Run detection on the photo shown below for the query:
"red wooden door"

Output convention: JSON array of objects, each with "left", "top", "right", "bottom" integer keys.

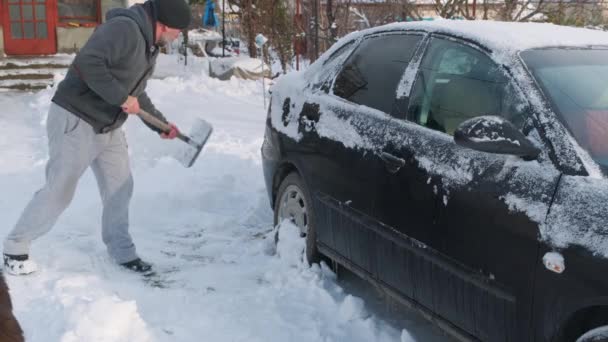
[{"left": 2, "top": 0, "right": 56, "bottom": 55}]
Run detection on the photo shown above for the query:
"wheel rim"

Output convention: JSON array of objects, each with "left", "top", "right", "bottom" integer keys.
[
  {"left": 278, "top": 184, "right": 309, "bottom": 237},
  {"left": 577, "top": 326, "right": 608, "bottom": 342}
]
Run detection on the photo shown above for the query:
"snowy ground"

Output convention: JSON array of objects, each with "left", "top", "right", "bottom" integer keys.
[{"left": 0, "top": 55, "right": 451, "bottom": 342}]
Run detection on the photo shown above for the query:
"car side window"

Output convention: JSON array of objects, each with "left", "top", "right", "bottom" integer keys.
[
  {"left": 407, "top": 37, "right": 527, "bottom": 135},
  {"left": 332, "top": 33, "right": 423, "bottom": 115}
]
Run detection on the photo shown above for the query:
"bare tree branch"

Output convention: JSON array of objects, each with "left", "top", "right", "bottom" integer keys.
[{"left": 349, "top": 7, "right": 371, "bottom": 27}]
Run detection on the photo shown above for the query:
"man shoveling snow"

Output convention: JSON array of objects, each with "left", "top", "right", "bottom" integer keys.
[{"left": 3, "top": 0, "right": 190, "bottom": 276}]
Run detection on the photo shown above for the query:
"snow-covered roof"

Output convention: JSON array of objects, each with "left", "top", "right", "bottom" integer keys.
[{"left": 342, "top": 21, "right": 608, "bottom": 56}]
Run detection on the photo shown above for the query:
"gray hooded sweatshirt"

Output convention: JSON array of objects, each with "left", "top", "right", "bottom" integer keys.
[{"left": 52, "top": 3, "right": 166, "bottom": 134}]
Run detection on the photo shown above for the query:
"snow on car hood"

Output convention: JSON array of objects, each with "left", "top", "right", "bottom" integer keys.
[{"left": 545, "top": 176, "right": 608, "bottom": 258}]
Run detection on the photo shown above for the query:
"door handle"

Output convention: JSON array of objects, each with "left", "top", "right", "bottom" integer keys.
[{"left": 380, "top": 152, "right": 406, "bottom": 174}]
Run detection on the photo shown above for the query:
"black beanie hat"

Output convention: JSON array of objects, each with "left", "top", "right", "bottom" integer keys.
[{"left": 154, "top": 0, "right": 191, "bottom": 29}]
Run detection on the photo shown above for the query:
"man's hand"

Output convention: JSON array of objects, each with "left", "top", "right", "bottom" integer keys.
[
  {"left": 121, "top": 96, "right": 140, "bottom": 114},
  {"left": 161, "top": 123, "right": 179, "bottom": 140}
]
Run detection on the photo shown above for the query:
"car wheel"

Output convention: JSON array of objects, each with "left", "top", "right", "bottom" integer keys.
[
  {"left": 273, "top": 172, "right": 320, "bottom": 265},
  {"left": 576, "top": 326, "right": 608, "bottom": 342}
]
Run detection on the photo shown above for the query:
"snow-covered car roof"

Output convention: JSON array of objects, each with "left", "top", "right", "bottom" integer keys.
[{"left": 341, "top": 20, "right": 608, "bottom": 56}]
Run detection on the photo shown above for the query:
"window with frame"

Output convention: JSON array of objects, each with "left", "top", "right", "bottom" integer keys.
[
  {"left": 7, "top": 1, "right": 50, "bottom": 39},
  {"left": 58, "top": 0, "right": 99, "bottom": 25},
  {"left": 407, "top": 37, "right": 527, "bottom": 135},
  {"left": 332, "top": 33, "right": 423, "bottom": 115}
]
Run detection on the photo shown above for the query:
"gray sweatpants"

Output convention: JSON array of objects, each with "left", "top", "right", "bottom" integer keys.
[{"left": 4, "top": 103, "right": 138, "bottom": 264}]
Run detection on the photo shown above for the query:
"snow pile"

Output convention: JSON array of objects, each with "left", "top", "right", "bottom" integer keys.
[
  {"left": 57, "top": 285, "right": 153, "bottom": 342},
  {"left": 9, "top": 270, "right": 153, "bottom": 342},
  {"left": 275, "top": 220, "right": 306, "bottom": 266},
  {"left": 261, "top": 222, "right": 399, "bottom": 342}
]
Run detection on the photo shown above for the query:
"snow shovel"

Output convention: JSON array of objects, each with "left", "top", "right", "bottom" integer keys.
[{"left": 137, "top": 109, "right": 213, "bottom": 168}]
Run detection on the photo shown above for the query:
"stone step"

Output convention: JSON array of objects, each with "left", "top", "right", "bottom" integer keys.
[
  {"left": 0, "top": 78, "right": 53, "bottom": 90},
  {"left": 0, "top": 55, "right": 71, "bottom": 90},
  {"left": 0, "top": 62, "right": 68, "bottom": 70},
  {"left": 0, "top": 70, "right": 54, "bottom": 80},
  {"left": 0, "top": 55, "right": 73, "bottom": 69}
]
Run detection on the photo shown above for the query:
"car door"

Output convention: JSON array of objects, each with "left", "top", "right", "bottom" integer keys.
[
  {"left": 294, "top": 32, "right": 425, "bottom": 277},
  {"left": 382, "top": 36, "right": 559, "bottom": 341},
  {"left": 278, "top": 38, "right": 385, "bottom": 272}
]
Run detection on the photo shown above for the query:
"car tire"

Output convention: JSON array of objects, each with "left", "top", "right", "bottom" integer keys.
[
  {"left": 576, "top": 326, "right": 608, "bottom": 342},
  {"left": 273, "top": 172, "right": 320, "bottom": 265}
]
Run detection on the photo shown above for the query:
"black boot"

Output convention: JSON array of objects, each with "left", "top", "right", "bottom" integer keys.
[{"left": 120, "top": 258, "right": 153, "bottom": 275}]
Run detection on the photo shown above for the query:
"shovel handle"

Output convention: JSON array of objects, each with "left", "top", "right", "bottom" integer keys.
[{"left": 137, "top": 109, "right": 190, "bottom": 144}]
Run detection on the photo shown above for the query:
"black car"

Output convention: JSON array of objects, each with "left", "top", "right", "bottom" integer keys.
[{"left": 261, "top": 21, "right": 608, "bottom": 342}]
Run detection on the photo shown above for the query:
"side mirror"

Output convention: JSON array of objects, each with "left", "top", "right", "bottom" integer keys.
[{"left": 454, "top": 116, "right": 541, "bottom": 159}]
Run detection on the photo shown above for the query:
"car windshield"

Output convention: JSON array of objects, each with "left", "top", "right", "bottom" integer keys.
[{"left": 521, "top": 48, "right": 608, "bottom": 172}]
